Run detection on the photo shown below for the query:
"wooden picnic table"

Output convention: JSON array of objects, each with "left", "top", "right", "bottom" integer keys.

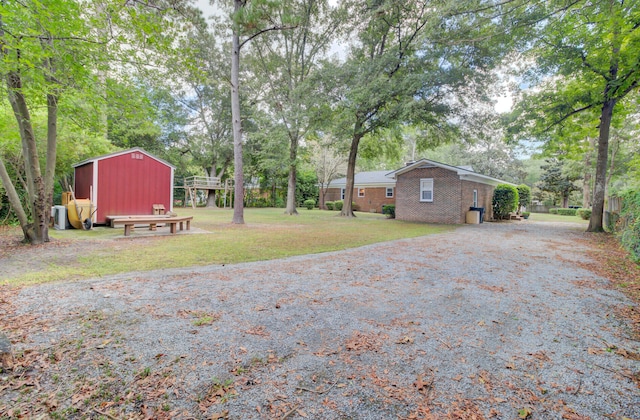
[{"left": 109, "top": 215, "right": 193, "bottom": 236}]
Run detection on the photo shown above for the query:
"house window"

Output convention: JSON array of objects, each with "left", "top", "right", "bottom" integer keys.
[
  {"left": 386, "top": 187, "right": 394, "bottom": 198},
  {"left": 420, "top": 178, "right": 433, "bottom": 202},
  {"left": 473, "top": 190, "right": 478, "bottom": 207},
  {"left": 358, "top": 188, "right": 365, "bottom": 197},
  {"left": 341, "top": 188, "right": 345, "bottom": 200}
]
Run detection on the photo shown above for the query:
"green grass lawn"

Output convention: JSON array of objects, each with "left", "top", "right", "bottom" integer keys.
[
  {"left": 4, "top": 208, "right": 455, "bottom": 286},
  {"left": 527, "top": 212, "right": 589, "bottom": 224}
]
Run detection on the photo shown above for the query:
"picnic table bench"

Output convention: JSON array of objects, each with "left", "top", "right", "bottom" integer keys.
[{"left": 109, "top": 215, "right": 193, "bottom": 236}]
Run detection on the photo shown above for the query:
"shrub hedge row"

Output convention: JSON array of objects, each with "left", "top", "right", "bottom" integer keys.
[
  {"left": 556, "top": 208, "right": 577, "bottom": 216},
  {"left": 576, "top": 208, "right": 592, "bottom": 220},
  {"left": 324, "top": 200, "right": 359, "bottom": 211},
  {"left": 616, "top": 190, "right": 640, "bottom": 262}
]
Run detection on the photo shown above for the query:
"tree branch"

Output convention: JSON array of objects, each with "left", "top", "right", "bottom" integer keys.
[
  {"left": 580, "top": 51, "right": 611, "bottom": 81},
  {"left": 1, "top": 27, "right": 107, "bottom": 45},
  {"left": 544, "top": 103, "right": 598, "bottom": 132},
  {"left": 613, "top": 77, "right": 639, "bottom": 101},
  {"left": 239, "top": 25, "right": 297, "bottom": 49}
]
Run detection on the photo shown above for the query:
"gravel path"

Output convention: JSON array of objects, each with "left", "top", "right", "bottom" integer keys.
[{"left": 2, "top": 221, "right": 639, "bottom": 419}]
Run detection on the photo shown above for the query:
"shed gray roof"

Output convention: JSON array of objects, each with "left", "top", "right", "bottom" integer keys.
[
  {"left": 388, "top": 159, "right": 515, "bottom": 187},
  {"left": 328, "top": 171, "right": 395, "bottom": 188}
]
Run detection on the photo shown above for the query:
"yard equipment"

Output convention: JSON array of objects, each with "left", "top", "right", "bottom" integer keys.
[{"left": 66, "top": 188, "right": 96, "bottom": 230}]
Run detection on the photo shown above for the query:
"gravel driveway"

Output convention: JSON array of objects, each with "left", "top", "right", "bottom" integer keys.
[{"left": 2, "top": 220, "right": 639, "bottom": 419}]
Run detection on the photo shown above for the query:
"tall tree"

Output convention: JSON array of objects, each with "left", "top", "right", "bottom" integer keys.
[
  {"left": 225, "top": 0, "right": 295, "bottom": 224},
  {"left": 308, "top": 134, "right": 347, "bottom": 209},
  {"left": 537, "top": 158, "right": 580, "bottom": 208},
  {"left": 174, "top": 12, "right": 234, "bottom": 207},
  {"left": 325, "top": 0, "right": 509, "bottom": 217},
  {"left": 510, "top": 0, "right": 640, "bottom": 232},
  {"left": 248, "top": 0, "right": 341, "bottom": 215},
  {"left": 0, "top": 0, "right": 100, "bottom": 243}
]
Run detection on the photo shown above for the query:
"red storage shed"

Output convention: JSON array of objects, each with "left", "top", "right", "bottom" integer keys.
[{"left": 73, "top": 148, "right": 175, "bottom": 225}]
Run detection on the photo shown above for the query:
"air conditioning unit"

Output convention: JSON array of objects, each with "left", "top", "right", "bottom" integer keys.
[{"left": 53, "top": 205, "right": 68, "bottom": 230}]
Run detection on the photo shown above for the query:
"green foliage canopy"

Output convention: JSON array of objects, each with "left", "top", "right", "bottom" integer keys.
[
  {"left": 506, "top": 0, "right": 640, "bottom": 231},
  {"left": 492, "top": 184, "right": 519, "bottom": 220},
  {"left": 537, "top": 158, "right": 579, "bottom": 207}
]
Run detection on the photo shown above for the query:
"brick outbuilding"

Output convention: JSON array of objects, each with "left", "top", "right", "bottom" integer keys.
[
  {"left": 390, "top": 159, "right": 512, "bottom": 224},
  {"left": 325, "top": 171, "right": 396, "bottom": 213}
]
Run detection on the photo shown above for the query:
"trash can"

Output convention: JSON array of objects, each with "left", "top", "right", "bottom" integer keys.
[
  {"left": 466, "top": 210, "right": 480, "bottom": 224},
  {"left": 470, "top": 207, "right": 485, "bottom": 223}
]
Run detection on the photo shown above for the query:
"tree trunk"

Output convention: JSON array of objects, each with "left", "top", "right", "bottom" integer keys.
[
  {"left": 231, "top": 1, "right": 244, "bottom": 224},
  {"left": 6, "top": 71, "right": 48, "bottom": 244},
  {"left": 341, "top": 120, "right": 363, "bottom": 217},
  {"left": 204, "top": 164, "right": 218, "bottom": 208},
  {"left": 0, "top": 158, "right": 35, "bottom": 242},
  {"left": 284, "top": 135, "right": 299, "bottom": 215},
  {"left": 272, "top": 180, "right": 277, "bottom": 206},
  {"left": 319, "top": 185, "right": 326, "bottom": 210},
  {"left": 206, "top": 191, "right": 218, "bottom": 208},
  {"left": 587, "top": 98, "right": 616, "bottom": 232},
  {"left": 582, "top": 136, "right": 594, "bottom": 208},
  {"left": 41, "top": 91, "right": 58, "bottom": 240}
]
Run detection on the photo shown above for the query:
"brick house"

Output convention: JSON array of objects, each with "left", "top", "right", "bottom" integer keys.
[
  {"left": 389, "top": 159, "right": 513, "bottom": 224},
  {"left": 325, "top": 171, "right": 396, "bottom": 213}
]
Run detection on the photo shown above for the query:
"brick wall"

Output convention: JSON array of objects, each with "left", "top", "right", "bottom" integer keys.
[
  {"left": 396, "top": 167, "right": 496, "bottom": 224},
  {"left": 324, "top": 187, "right": 395, "bottom": 212},
  {"left": 325, "top": 188, "right": 342, "bottom": 203},
  {"left": 460, "top": 180, "right": 495, "bottom": 221},
  {"left": 396, "top": 167, "right": 462, "bottom": 223}
]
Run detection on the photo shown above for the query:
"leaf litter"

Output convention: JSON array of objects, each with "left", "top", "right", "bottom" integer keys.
[{"left": 1, "top": 220, "right": 639, "bottom": 418}]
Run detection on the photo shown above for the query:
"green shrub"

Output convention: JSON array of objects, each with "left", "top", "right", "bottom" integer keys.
[
  {"left": 617, "top": 190, "right": 640, "bottom": 262},
  {"left": 248, "top": 197, "right": 270, "bottom": 208},
  {"left": 492, "top": 184, "right": 519, "bottom": 220},
  {"left": 334, "top": 200, "right": 344, "bottom": 211},
  {"left": 576, "top": 208, "right": 592, "bottom": 220},
  {"left": 549, "top": 208, "right": 558, "bottom": 214},
  {"left": 517, "top": 184, "right": 531, "bottom": 211},
  {"left": 556, "top": 208, "right": 577, "bottom": 216},
  {"left": 382, "top": 204, "right": 395, "bottom": 219},
  {"left": 303, "top": 199, "right": 316, "bottom": 210},
  {"left": 325, "top": 201, "right": 334, "bottom": 210}
]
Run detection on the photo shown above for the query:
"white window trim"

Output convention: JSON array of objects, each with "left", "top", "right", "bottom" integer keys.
[
  {"left": 358, "top": 188, "right": 365, "bottom": 198},
  {"left": 420, "top": 178, "right": 434, "bottom": 202},
  {"left": 473, "top": 189, "right": 478, "bottom": 207},
  {"left": 386, "top": 187, "right": 394, "bottom": 198}
]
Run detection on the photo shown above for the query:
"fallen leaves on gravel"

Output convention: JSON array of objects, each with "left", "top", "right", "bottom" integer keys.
[
  {"left": 574, "top": 233, "right": 640, "bottom": 337},
  {"left": 344, "top": 330, "right": 386, "bottom": 353},
  {"left": 244, "top": 326, "right": 269, "bottom": 337}
]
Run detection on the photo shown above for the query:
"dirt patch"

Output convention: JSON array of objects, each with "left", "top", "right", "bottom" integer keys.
[
  {"left": 1, "top": 221, "right": 639, "bottom": 419},
  {"left": 0, "top": 234, "right": 89, "bottom": 280},
  {"left": 0, "top": 227, "right": 202, "bottom": 283}
]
